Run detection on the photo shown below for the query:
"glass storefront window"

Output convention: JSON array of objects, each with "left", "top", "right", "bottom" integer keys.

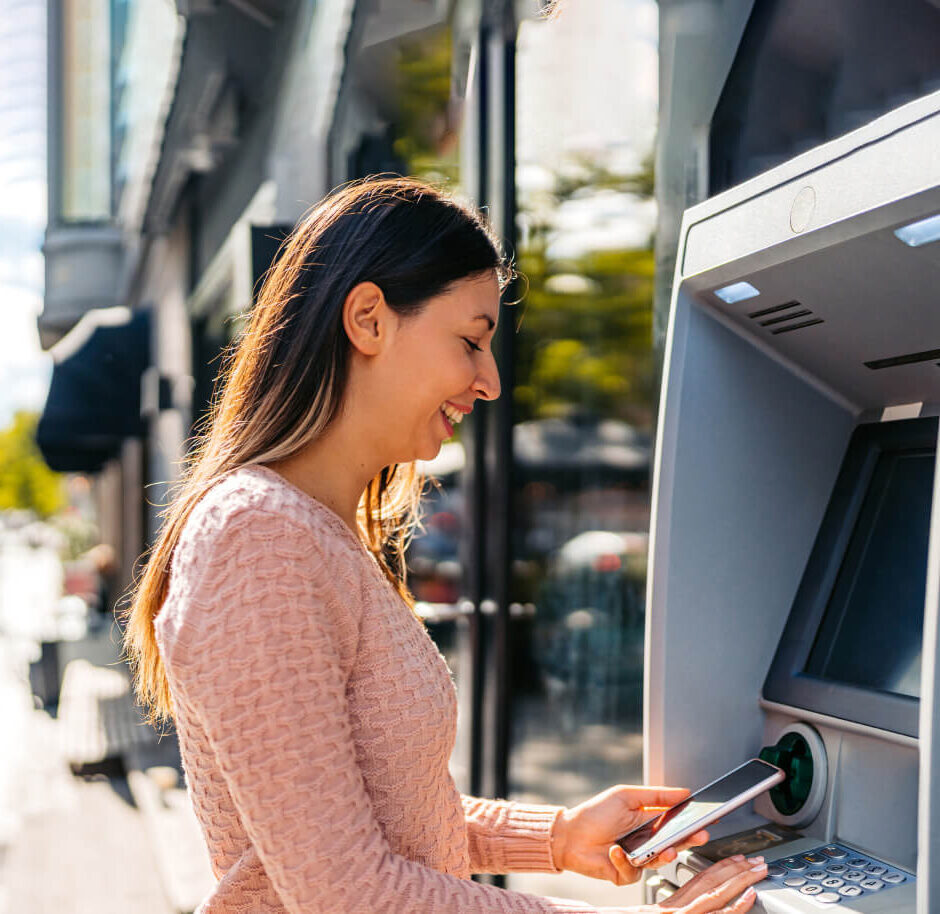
[
  {"left": 508, "top": 0, "right": 658, "bottom": 904},
  {"left": 334, "top": 12, "right": 462, "bottom": 187},
  {"left": 60, "top": 0, "right": 111, "bottom": 222}
]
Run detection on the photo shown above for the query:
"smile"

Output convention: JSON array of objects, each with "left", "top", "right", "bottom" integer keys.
[{"left": 441, "top": 403, "right": 465, "bottom": 425}]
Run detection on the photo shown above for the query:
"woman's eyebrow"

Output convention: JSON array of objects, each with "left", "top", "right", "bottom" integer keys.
[{"left": 472, "top": 314, "right": 496, "bottom": 330}]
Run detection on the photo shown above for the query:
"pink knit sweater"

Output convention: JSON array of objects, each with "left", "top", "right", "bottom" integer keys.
[{"left": 155, "top": 464, "right": 636, "bottom": 913}]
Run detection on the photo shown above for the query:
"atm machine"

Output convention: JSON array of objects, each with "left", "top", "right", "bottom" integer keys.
[{"left": 644, "top": 91, "right": 940, "bottom": 912}]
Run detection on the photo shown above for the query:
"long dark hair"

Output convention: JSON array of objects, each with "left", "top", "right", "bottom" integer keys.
[{"left": 123, "top": 176, "right": 511, "bottom": 722}]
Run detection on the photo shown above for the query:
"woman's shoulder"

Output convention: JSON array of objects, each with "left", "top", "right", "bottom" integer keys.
[
  {"left": 160, "top": 465, "right": 368, "bottom": 636},
  {"left": 188, "top": 464, "right": 350, "bottom": 538},
  {"left": 173, "top": 464, "right": 365, "bottom": 580}
]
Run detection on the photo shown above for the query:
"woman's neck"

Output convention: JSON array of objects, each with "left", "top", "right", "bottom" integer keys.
[{"left": 265, "top": 423, "right": 381, "bottom": 535}]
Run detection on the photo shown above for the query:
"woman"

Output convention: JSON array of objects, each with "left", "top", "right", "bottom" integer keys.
[{"left": 123, "top": 177, "right": 765, "bottom": 913}]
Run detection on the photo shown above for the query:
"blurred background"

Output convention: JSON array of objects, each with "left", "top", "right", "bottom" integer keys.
[{"left": 3, "top": 0, "right": 940, "bottom": 909}]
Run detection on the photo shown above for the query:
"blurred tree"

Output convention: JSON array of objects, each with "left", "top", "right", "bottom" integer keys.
[
  {"left": 393, "top": 27, "right": 459, "bottom": 184},
  {"left": 514, "top": 155, "right": 657, "bottom": 429},
  {"left": 0, "top": 410, "right": 66, "bottom": 518}
]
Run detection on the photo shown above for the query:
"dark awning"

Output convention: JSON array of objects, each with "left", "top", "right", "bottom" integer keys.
[{"left": 36, "top": 308, "right": 150, "bottom": 473}]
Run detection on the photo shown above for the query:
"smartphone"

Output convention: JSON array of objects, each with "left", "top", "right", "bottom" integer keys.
[{"left": 616, "top": 758, "right": 785, "bottom": 866}]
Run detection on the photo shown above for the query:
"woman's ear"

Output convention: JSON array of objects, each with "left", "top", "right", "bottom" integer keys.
[{"left": 342, "top": 281, "right": 389, "bottom": 356}]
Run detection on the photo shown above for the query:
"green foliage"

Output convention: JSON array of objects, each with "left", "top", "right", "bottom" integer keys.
[
  {"left": 0, "top": 411, "right": 66, "bottom": 518},
  {"left": 392, "top": 27, "right": 459, "bottom": 184},
  {"left": 514, "top": 156, "right": 657, "bottom": 428}
]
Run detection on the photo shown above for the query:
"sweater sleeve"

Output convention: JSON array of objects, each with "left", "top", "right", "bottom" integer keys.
[
  {"left": 461, "top": 794, "right": 565, "bottom": 875},
  {"left": 162, "top": 506, "right": 634, "bottom": 914}
]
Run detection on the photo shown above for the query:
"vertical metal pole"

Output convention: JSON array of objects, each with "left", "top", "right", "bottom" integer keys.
[
  {"left": 483, "top": 0, "right": 517, "bottom": 811},
  {"left": 466, "top": 22, "right": 491, "bottom": 804}
]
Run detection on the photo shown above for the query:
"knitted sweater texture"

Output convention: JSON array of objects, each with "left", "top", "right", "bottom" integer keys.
[{"left": 155, "top": 464, "right": 635, "bottom": 913}]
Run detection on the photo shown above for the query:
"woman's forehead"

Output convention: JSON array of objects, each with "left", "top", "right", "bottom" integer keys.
[{"left": 444, "top": 273, "right": 500, "bottom": 322}]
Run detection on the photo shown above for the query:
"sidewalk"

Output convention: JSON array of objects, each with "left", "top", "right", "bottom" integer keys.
[{"left": 0, "top": 537, "right": 213, "bottom": 914}]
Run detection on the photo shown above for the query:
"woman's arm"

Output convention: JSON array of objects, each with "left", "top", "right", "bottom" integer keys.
[
  {"left": 162, "top": 504, "right": 622, "bottom": 914},
  {"left": 460, "top": 794, "right": 566, "bottom": 875},
  {"left": 460, "top": 794, "right": 564, "bottom": 873}
]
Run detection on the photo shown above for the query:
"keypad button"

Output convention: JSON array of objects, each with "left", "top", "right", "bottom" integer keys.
[
  {"left": 860, "top": 879, "right": 884, "bottom": 891},
  {"left": 826, "top": 864, "right": 847, "bottom": 874},
  {"left": 847, "top": 857, "right": 868, "bottom": 868},
  {"left": 784, "top": 857, "right": 807, "bottom": 871},
  {"left": 800, "top": 884, "right": 823, "bottom": 896},
  {"left": 767, "top": 865, "right": 787, "bottom": 878},
  {"left": 843, "top": 871, "right": 865, "bottom": 882},
  {"left": 806, "top": 870, "right": 827, "bottom": 881},
  {"left": 804, "top": 853, "right": 827, "bottom": 864},
  {"left": 865, "top": 864, "right": 887, "bottom": 876},
  {"left": 784, "top": 876, "right": 806, "bottom": 888},
  {"left": 823, "top": 846, "right": 847, "bottom": 858},
  {"left": 822, "top": 878, "right": 844, "bottom": 889},
  {"left": 839, "top": 885, "right": 863, "bottom": 898},
  {"left": 817, "top": 891, "right": 841, "bottom": 904},
  {"left": 883, "top": 872, "right": 905, "bottom": 884}
]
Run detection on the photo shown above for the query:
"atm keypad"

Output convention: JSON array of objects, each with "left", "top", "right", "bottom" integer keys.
[{"left": 764, "top": 844, "right": 912, "bottom": 905}]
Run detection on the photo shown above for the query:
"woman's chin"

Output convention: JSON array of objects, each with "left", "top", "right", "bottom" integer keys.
[{"left": 415, "top": 439, "right": 444, "bottom": 463}]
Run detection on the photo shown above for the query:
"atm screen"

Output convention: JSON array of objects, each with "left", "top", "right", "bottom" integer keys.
[
  {"left": 803, "top": 448, "right": 933, "bottom": 698},
  {"left": 763, "top": 416, "right": 938, "bottom": 737}
]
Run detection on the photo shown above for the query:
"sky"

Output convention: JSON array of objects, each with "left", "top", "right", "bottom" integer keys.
[{"left": 0, "top": 0, "right": 49, "bottom": 430}]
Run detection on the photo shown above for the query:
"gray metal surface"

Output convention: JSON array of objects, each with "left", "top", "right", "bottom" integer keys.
[{"left": 646, "top": 84, "right": 940, "bottom": 914}]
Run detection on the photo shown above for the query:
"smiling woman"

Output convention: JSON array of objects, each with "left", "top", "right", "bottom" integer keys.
[{"left": 117, "top": 174, "right": 764, "bottom": 914}]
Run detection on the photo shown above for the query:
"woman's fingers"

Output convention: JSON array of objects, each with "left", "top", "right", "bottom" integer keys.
[
  {"left": 620, "top": 786, "right": 692, "bottom": 808},
  {"left": 608, "top": 844, "right": 643, "bottom": 885},
  {"left": 715, "top": 886, "right": 758, "bottom": 914},
  {"left": 645, "top": 831, "right": 710, "bottom": 869},
  {"left": 666, "top": 856, "right": 761, "bottom": 907},
  {"left": 683, "top": 860, "right": 767, "bottom": 914},
  {"left": 682, "top": 830, "right": 710, "bottom": 848}
]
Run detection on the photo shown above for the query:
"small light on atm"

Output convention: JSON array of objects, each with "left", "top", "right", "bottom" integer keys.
[
  {"left": 714, "top": 281, "right": 760, "bottom": 304},
  {"left": 894, "top": 213, "right": 940, "bottom": 247}
]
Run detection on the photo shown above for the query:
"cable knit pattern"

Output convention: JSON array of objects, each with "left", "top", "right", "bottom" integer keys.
[{"left": 155, "top": 464, "right": 637, "bottom": 913}]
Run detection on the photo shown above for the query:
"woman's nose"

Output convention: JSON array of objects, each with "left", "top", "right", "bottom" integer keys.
[{"left": 473, "top": 353, "right": 501, "bottom": 401}]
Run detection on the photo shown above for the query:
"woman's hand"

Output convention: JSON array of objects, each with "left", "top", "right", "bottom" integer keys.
[
  {"left": 551, "top": 784, "right": 711, "bottom": 885},
  {"left": 646, "top": 854, "right": 768, "bottom": 913}
]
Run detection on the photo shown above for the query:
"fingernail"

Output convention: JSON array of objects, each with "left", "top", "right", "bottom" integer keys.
[
  {"left": 744, "top": 887, "right": 756, "bottom": 899},
  {"left": 747, "top": 856, "right": 764, "bottom": 864},
  {"left": 732, "top": 854, "right": 745, "bottom": 861},
  {"left": 751, "top": 863, "right": 766, "bottom": 873}
]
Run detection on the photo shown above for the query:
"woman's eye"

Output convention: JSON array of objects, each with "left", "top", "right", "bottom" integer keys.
[{"left": 463, "top": 338, "right": 483, "bottom": 353}]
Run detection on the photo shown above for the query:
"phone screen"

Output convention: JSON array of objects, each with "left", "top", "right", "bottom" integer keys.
[{"left": 617, "top": 760, "right": 783, "bottom": 863}]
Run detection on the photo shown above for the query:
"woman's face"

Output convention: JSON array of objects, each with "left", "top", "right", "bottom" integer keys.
[{"left": 365, "top": 271, "right": 502, "bottom": 464}]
